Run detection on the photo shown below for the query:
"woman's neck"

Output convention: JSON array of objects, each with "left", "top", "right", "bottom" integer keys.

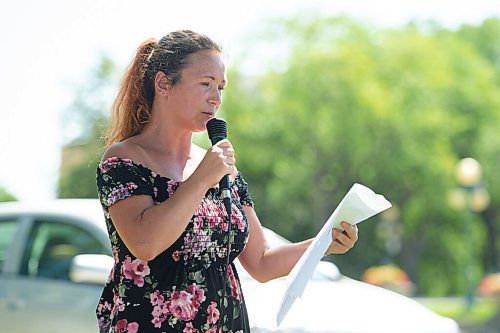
[{"left": 140, "top": 118, "right": 193, "bottom": 156}]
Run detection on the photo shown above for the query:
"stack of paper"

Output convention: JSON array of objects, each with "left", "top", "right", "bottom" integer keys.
[{"left": 277, "top": 183, "right": 392, "bottom": 326}]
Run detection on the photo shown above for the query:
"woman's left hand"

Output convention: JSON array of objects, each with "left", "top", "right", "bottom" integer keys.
[{"left": 325, "top": 221, "right": 358, "bottom": 255}]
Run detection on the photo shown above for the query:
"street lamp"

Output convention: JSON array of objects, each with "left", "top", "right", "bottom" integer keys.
[
  {"left": 453, "top": 157, "right": 490, "bottom": 309},
  {"left": 378, "top": 206, "right": 402, "bottom": 260},
  {"left": 454, "top": 158, "right": 490, "bottom": 214}
]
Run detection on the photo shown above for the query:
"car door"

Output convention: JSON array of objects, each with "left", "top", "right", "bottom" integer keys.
[
  {"left": 0, "top": 216, "right": 23, "bottom": 320},
  {"left": 0, "top": 215, "right": 111, "bottom": 333}
]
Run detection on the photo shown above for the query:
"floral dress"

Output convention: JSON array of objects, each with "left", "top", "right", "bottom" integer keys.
[{"left": 95, "top": 157, "right": 253, "bottom": 333}]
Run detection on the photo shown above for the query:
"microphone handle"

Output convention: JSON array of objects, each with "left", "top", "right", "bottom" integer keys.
[
  {"left": 219, "top": 175, "right": 231, "bottom": 198},
  {"left": 209, "top": 135, "right": 232, "bottom": 214}
]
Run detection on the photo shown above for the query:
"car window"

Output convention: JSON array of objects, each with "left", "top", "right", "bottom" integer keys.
[
  {"left": 0, "top": 219, "right": 18, "bottom": 272},
  {"left": 20, "top": 219, "right": 108, "bottom": 281}
]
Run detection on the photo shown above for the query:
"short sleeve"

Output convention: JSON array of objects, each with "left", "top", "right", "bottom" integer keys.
[
  {"left": 96, "top": 157, "right": 155, "bottom": 208},
  {"left": 234, "top": 173, "right": 254, "bottom": 208}
]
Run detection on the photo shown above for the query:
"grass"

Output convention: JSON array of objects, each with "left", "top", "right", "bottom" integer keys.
[{"left": 416, "top": 296, "right": 500, "bottom": 326}]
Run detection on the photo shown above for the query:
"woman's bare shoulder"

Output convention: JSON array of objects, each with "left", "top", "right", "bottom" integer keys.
[{"left": 102, "top": 138, "right": 148, "bottom": 164}]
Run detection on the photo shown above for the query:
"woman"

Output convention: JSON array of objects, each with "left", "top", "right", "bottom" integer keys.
[{"left": 96, "top": 30, "right": 358, "bottom": 333}]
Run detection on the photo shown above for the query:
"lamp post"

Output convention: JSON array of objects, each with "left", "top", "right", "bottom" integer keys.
[
  {"left": 453, "top": 158, "right": 490, "bottom": 309},
  {"left": 378, "top": 206, "right": 402, "bottom": 261}
]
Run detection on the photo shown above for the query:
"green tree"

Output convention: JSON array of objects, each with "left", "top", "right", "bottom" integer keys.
[
  {"left": 57, "top": 55, "right": 119, "bottom": 198},
  {"left": 0, "top": 186, "right": 17, "bottom": 202},
  {"left": 223, "top": 16, "right": 500, "bottom": 295},
  {"left": 57, "top": 17, "right": 500, "bottom": 297},
  {"left": 454, "top": 18, "right": 500, "bottom": 273}
]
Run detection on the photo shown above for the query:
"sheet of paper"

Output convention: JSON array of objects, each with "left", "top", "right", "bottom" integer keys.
[{"left": 276, "top": 183, "right": 392, "bottom": 326}]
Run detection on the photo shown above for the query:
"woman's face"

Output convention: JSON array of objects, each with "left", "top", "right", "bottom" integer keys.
[{"left": 165, "top": 49, "right": 227, "bottom": 132}]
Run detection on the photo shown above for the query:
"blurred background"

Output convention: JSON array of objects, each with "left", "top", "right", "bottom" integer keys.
[{"left": 1, "top": 0, "right": 499, "bottom": 331}]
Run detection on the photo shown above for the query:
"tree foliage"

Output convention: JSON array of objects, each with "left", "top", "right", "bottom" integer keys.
[
  {"left": 57, "top": 55, "right": 118, "bottom": 198},
  {"left": 222, "top": 17, "right": 500, "bottom": 295},
  {"left": 58, "top": 17, "right": 500, "bottom": 296},
  {"left": 0, "top": 186, "right": 17, "bottom": 202}
]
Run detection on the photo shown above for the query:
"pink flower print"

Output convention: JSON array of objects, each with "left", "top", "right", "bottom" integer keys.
[
  {"left": 151, "top": 305, "right": 163, "bottom": 317},
  {"left": 109, "top": 246, "right": 120, "bottom": 279},
  {"left": 97, "top": 301, "right": 112, "bottom": 315},
  {"left": 121, "top": 158, "right": 134, "bottom": 166},
  {"left": 206, "top": 326, "right": 218, "bottom": 333},
  {"left": 227, "top": 265, "right": 242, "bottom": 303},
  {"left": 112, "top": 246, "right": 119, "bottom": 260},
  {"left": 126, "top": 182, "right": 138, "bottom": 190},
  {"left": 183, "top": 322, "right": 199, "bottom": 333},
  {"left": 206, "top": 301, "right": 220, "bottom": 325},
  {"left": 115, "top": 319, "right": 139, "bottom": 333},
  {"left": 193, "top": 216, "right": 203, "bottom": 235},
  {"left": 99, "top": 163, "right": 109, "bottom": 173},
  {"left": 151, "top": 306, "right": 168, "bottom": 328},
  {"left": 216, "top": 245, "right": 227, "bottom": 259},
  {"left": 151, "top": 316, "right": 164, "bottom": 328},
  {"left": 220, "top": 219, "right": 229, "bottom": 231},
  {"left": 207, "top": 216, "right": 218, "bottom": 228},
  {"left": 183, "top": 232, "right": 211, "bottom": 259},
  {"left": 150, "top": 290, "right": 169, "bottom": 328},
  {"left": 187, "top": 283, "right": 206, "bottom": 307},
  {"left": 233, "top": 214, "right": 246, "bottom": 232},
  {"left": 167, "top": 181, "right": 179, "bottom": 197},
  {"left": 99, "top": 157, "right": 118, "bottom": 172},
  {"left": 106, "top": 182, "right": 139, "bottom": 206},
  {"left": 172, "top": 250, "right": 181, "bottom": 262},
  {"left": 167, "top": 290, "right": 197, "bottom": 321},
  {"left": 121, "top": 256, "right": 150, "bottom": 287},
  {"left": 150, "top": 290, "right": 165, "bottom": 306},
  {"left": 117, "top": 298, "right": 125, "bottom": 312},
  {"left": 196, "top": 201, "right": 207, "bottom": 216},
  {"left": 111, "top": 293, "right": 125, "bottom": 315},
  {"left": 194, "top": 232, "right": 212, "bottom": 258},
  {"left": 151, "top": 304, "right": 169, "bottom": 327}
]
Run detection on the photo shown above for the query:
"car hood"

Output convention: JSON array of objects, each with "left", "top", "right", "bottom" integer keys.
[{"left": 240, "top": 276, "right": 460, "bottom": 333}]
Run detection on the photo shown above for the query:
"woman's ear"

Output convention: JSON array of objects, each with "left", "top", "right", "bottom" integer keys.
[{"left": 155, "top": 71, "right": 171, "bottom": 96}]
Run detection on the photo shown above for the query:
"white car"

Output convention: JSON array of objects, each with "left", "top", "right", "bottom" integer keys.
[
  {"left": 0, "top": 199, "right": 460, "bottom": 333},
  {"left": 237, "top": 229, "right": 460, "bottom": 333}
]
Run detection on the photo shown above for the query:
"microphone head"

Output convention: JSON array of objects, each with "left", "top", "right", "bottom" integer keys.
[{"left": 206, "top": 118, "right": 227, "bottom": 144}]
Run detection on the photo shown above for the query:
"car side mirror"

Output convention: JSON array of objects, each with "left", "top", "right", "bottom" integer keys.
[{"left": 69, "top": 254, "right": 114, "bottom": 285}]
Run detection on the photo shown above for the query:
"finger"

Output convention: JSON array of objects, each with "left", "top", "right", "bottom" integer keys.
[
  {"left": 341, "top": 222, "right": 358, "bottom": 239},
  {"left": 225, "top": 156, "right": 236, "bottom": 166},
  {"left": 215, "top": 139, "right": 232, "bottom": 149},
  {"left": 223, "top": 147, "right": 235, "bottom": 157},
  {"left": 329, "top": 239, "right": 349, "bottom": 254},
  {"left": 332, "top": 229, "right": 351, "bottom": 245}
]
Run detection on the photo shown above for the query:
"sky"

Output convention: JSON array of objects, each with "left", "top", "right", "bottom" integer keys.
[{"left": 1, "top": 0, "right": 499, "bottom": 201}]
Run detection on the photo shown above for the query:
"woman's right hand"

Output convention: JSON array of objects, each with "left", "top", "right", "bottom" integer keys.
[{"left": 195, "top": 139, "right": 237, "bottom": 187}]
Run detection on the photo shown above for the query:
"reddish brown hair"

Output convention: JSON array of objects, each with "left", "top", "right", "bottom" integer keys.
[{"left": 104, "top": 30, "right": 222, "bottom": 147}]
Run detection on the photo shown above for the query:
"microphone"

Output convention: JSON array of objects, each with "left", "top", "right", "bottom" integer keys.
[{"left": 206, "top": 118, "right": 232, "bottom": 215}]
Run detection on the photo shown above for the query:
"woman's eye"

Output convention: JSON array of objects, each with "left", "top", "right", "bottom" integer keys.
[{"left": 218, "top": 86, "right": 225, "bottom": 91}]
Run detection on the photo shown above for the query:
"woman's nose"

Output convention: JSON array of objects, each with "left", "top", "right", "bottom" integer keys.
[{"left": 209, "top": 88, "right": 222, "bottom": 107}]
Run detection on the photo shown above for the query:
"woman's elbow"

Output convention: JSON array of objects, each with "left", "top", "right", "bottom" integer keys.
[
  {"left": 255, "top": 275, "right": 272, "bottom": 283},
  {"left": 128, "top": 242, "right": 159, "bottom": 262},
  {"left": 134, "top": 252, "right": 157, "bottom": 262},
  {"left": 249, "top": 270, "right": 276, "bottom": 283}
]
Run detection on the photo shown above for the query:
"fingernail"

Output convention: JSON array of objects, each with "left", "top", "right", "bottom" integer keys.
[{"left": 341, "top": 221, "right": 349, "bottom": 227}]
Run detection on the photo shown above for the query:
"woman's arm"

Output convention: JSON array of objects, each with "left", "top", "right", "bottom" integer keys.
[
  {"left": 108, "top": 176, "right": 209, "bottom": 261},
  {"left": 105, "top": 140, "right": 236, "bottom": 261},
  {"left": 238, "top": 206, "right": 358, "bottom": 283}
]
